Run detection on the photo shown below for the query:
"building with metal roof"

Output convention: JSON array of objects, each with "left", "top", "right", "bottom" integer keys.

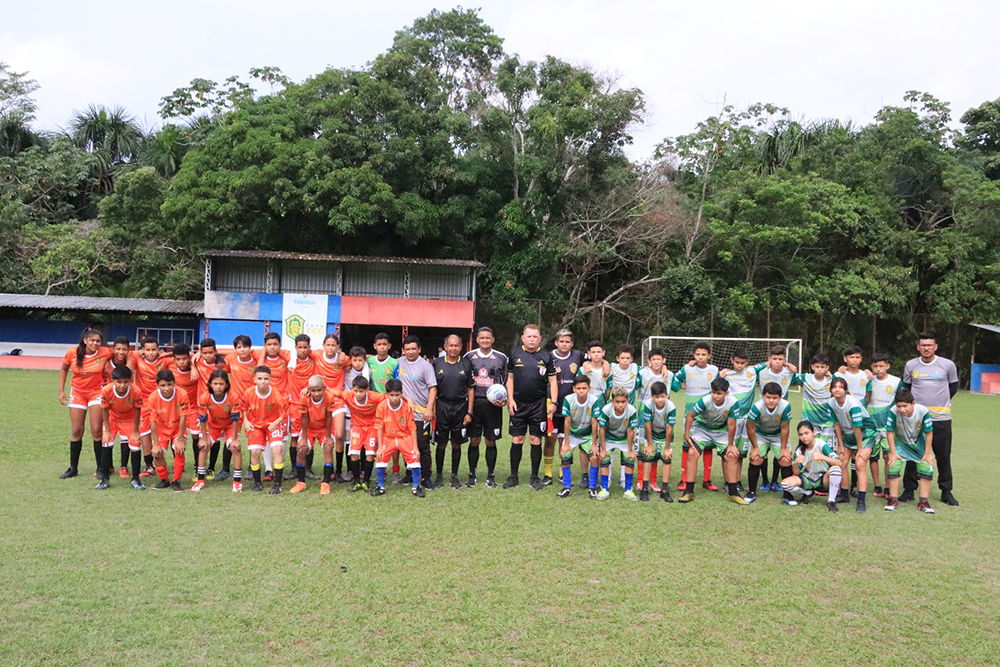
[{"left": 0, "top": 293, "right": 203, "bottom": 315}]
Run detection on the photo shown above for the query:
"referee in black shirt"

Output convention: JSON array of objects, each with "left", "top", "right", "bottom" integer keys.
[
  {"left": 464, "top": 327, "right": 508, "bottom": 487},
  {"left": 504, "top": 324, "right": 558, "bottom": 490},
  {"left": 432, "top": 335, "right": 475, "bottom": 489}
]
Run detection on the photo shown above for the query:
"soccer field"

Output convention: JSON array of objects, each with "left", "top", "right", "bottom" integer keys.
[{"left": 2, "top": 369, "right": 999, "bottom": 667}]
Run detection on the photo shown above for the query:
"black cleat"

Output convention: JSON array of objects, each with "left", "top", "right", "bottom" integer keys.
[
  {"left": 466, "top": 473, "right": 477, "bottom": 488},
  {"left": 736, "top": 481, "right": 745, "bottom": 494},
  {"left": 59, "top": 467, "right": 79, "bottom": 479},
  {"left": 215, "top": 469, "right": 231, "bottom": 481},
  {"left": 835, "top": 489, "right": 850, "bottom": 504},
  {"left": 95, "top": 478, "right": 110, "bottom": 490},
  {"left": 745, "top": 491, "right": 756, "bottom": 502},
  {"left": 450, "top": 476, "right": 462, "bottom": 489},
  {"left": 589, "top": 487, "right": 598, "bottom": 499},
  {"left": 579, "top": 477, "right": 590, "bottom": 489},
  {"left": 421, "top": 478, "right": 435, "bottom": 490},
  {"left": 486, "top": 474, "right": 498, "bottom": 488},
  {"left": 400, "top": 472, "right": 412, "bottom": 485},
  {"left": 412, "top": 486, "right": 425, "bottom": 498},
  {"left": 502, "top": 475, "right": 519, "bottom": 489},
  {"left": 434, "top": 474, "right": 444, "bottom": 488},
  {"left": 856, "top": 498, "right": 866, "bottom": 513},
  {"left": 827, "top": 501, "right": 839, "bottom": 513},
  {"left": 304, "top": 468, "right": 320, "bottom": 481},
  {"left": 131, "top": 479, "right": 146, "bottom": 491},
  {"left": 269, "top": 483, "right": 282, "bottom": 494},
  {"left": 898, "top": 489, "right": 915, "bottom": 503},
  {"left": 556, "top": 487, "right": 571, "bottom": 499},
  {"left": 541, "top": 475, "right": 553, "bottom": 487},
  {"left": 153, "top": 479, "right": 171, "bottom": 490},
  {"left": 370, "top": 486, "right": 385, "bottom": 497},
  {"left": 171, "top": 481, "right": 184, "bottom": 492},
  {"left": 529, "top": 476, "right": 543, "bottom": 490},
  {"left": 639, "top": 489, "right": 650, "bottom": 502},
  {"left": 251, "top": 482, "right": 263, "bottom": 493},
  {"left": 941, "top": 491, "right": 959, "bottom": 506},
  {"left": 660, "top": 488, "right": 673, "bottom": 503},
  {"left": 800, "top": 492, "right": 813, "bottom": 505}
]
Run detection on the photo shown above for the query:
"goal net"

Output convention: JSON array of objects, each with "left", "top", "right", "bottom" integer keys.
[{"left": 641, "top": 336, "right": 803, "bottom": 391}]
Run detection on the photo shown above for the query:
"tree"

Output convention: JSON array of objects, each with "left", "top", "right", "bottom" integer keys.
[
  {"left": 0, "top": 61, "right": 39, "bottom": 120},
  {"left": 958, "top": 97, "right": 1000, "bottom": 179}
]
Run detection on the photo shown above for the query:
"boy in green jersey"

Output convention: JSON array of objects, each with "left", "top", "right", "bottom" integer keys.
[
  {"left": 558, "top": 375, "right": 600, "bottom": 498},
  {"left": 595, "top": 386, "right": 639, "bottom": 501},
  {"left": 366, "top": 332, "right": 399, "bottom": 392},
  {"left": 746, "top": 382, "right": 794, "bottom": 504},
  {"left": 638, "top": 381, "right": 676, "bottom": 502},
  {"left": 884, "top": 390, "right": 935, "bottom": 514},
  {"left": 671, "top": 341, "right": 720, "bottom": 492},
  {"left": 680, "top": 377, "right": 750, "bottom": 505},
  {"left": 866, "top": 352, "right": 901, "bottom": 499}
]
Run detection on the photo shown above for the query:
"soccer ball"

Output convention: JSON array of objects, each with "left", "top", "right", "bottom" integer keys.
[{"left": 486, "top": 384, "right": 507, "bottom": 406}]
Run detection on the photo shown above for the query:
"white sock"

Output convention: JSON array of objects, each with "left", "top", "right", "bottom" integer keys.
[
  {"left": 828, "top": 467, "right": 843, "bottom": 498},
  {"left": 262, "top": 445, "right": 273, "bottom": 472}
]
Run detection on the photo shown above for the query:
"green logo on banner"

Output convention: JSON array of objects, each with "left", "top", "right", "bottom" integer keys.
[{"left": 285, "top": 314, "right": 305, "bottom": 338}]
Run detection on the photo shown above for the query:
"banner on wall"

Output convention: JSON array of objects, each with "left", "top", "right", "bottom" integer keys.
[{"left": 281, "top": 293, "right": 328, "bottom": 351}]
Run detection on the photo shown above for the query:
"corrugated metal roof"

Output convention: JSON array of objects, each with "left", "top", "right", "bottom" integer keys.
[
  {"left": 971, "top": 323, "right": 1000, "bottom": 335},
  {"left": 202, "top": 250, "right": 484, "bottom": 269},
  {"left": 0, "top": 294, "right": 204, "bottom": 315}
]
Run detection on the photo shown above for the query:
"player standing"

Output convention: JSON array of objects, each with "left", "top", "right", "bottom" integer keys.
[
  {"left": 595, "top": 386, "right": 639, "bottom": 500},
  {"left": 638, "top": 381, "right": 676, "bottom": 502},
  {"left": 505, "top": 324, "right": 558, "bottom": 490},
  {"left": 242, "top": 366, "right": 289, "bottom": 494},
  {"left": 197, "top": 369, "right": 243, "bottom": 492},
  {"left": 223, "top": 335, "right": 259, "bottom": 480},
  {"left": 635, "top": 348, "right": 673, "bottom": 491},
  {"left": 167, "top": 343, "right": 203, "bottom": 484},
  {"left": 432, "top": 334, "right": 474, "bottom": 489},
  {"left": 671, "top": 342, "right": 719, "bottom": 493},
  {"left": 192, "top": 338, "right": 228, "bottom": 479},
  {"left": 146, "top": 369, "right": 190, "bottom": 492},
  {"left": 289, "top": 376, "right": 335, "bottom": 494},
  {"left": 463, "top": 327, "right": 508, "bottom": 487},
  {"left": 746, "top": 382, "right": 794, "bottom": 504},
  {"left": 105, "top": 335, "right": 134, "bottom": 478},
  {"left": 313, "top": 334, "right": 352, "bottom": 482},
  {"left": 557, "top": 375, "right": 600, "bottom": 498},
  {"left": 866, "top": 352, "right": 900, "bottom": 499},
  {"left": 340, "top": 376, "right": 386, "bottom": 492},
  {"left": 720, "top": 348, "right": 756, "bottom": 493},
  {"left": 58, "top": 328, "right": 114, "bottom": 479},
  {"left": 884, "top": 390, "right": 936, "bottom": 513},
  {"left": 99, "top": 366, "right": 142, "bottom": 490},
  {"left": 366, "top": 333, "right": 398, "bottom": 392},
  {"left": 580, "top": 341, "right": 611, "bottom": 486},
  {"left": 829, "top": 376, "right": 878, "bottom": 512},
  {"left": 371, "top": 379, "right": 425, "bottom": 497},
  {"left": 681, "top": 377, "right": 747, "bottom": 504},
  {"left": 548, "top": 329, "right": 585, "bottom": 486}
]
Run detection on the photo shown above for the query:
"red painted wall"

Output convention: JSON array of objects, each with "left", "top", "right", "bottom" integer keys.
[{"left": 340, "top": 297, "right": 475, "bottom": 328}]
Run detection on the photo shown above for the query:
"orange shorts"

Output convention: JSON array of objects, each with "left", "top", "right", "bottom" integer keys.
[
  {"left": 139, "top": 407, "right": 152, "bottom": 437},
  {"left": 68, "top": 387, "right": 102, "bottom": 410},
  {"left": 106, "top": 417, "right": 135, "bottom": 445},
  {"left": 156, "top": 431, "right": 185, "bottom": 451},
  {"left": 186, "top": 411, "right": 200, "bottom": 435},
  {"left": 348, "top": 426, "right": 376, "bottom": 457},
  {"left": 298, "top": 430, "right": 329, "bottom": 450},
  {"left": 204, "top": 425, "right": 237, "bottom": 444},
  {"left": 289, "top": 412, "right": 302, "bottom": 437},
  {"left": 247, "top": 425, "right": 284, "bottom": 450},
  {"left": 375, "top": 437, "right": 419, "bottom": 467}
]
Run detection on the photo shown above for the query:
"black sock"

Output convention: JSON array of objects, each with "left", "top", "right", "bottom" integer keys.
[
  {"left": 468, "top": 445, "right": 480, "bottom": 475},
  {"left": 363, "top": 459, "right": 374, "bottom": 485},
  {"left": 289, "top": 445, "right": 297, "bottom": 468},
  {"left": 70, "top": 439, "right": 82, "bottom": 469},
  {"left": 510, "top": 442, "right": 523, "bottom": 476},
  {"left": 252, "top": 467, "right": 262, "bottom": 483},
  {"left": 323, "top": 462, "right": 333, "bottom": 483},
  {"left": 93, "top": 440, "right": 103, "bottom": 471},
  {"left": 770, "top": 459, "right": 780, "bottom": 484},
  {"left": 274, "top": 466, "right": 283, "bottom": 485},
  {"left": 727, "top": 482, "right": 737, "bottom": 496},
  {"left": 435, "top": 443, "right": 447, "bottom": 477},
  {"left": 759, "top": 459, "right": 768, "bottom": 486},
  {"left": 486, "top": 445, "right": 497, "bottom": 475},
  {"left": 530, "top": 445, "right": 542, "bottom": 478},
  {"left": 120, "top": 441, "right": 130, "bottom": 469},
  {"left": 130, "top": 450, "right": 141, "bottom": 481},
  {"left": 306, "top": 449, "right": 314, "bottom": 469},
  {"left": 222, "top": 446, "right": 232, "bottom": 473},
  {"left": 350, "top": 458, "right": 360, "bottom": 481},
  {"left": 99, "top": 446, "right": 113, "bottom": 479},
  {"left": 335, "top": 449, "right": 344, "bottom": 474},
  {"left": 209, "top": 441, "right": 220, "bottom": 470},
  {"left": 451, "top": 445, "right": 461, "bottom": 477},
  {"left": 748, "top": 464, "right": 760, "bottom": 492},
  {"left": 297, "top": 462, "right": 306, "bottom": 483},
  {"left": 144, "top": 453, "right": 154, "bottom": 469},
  {"left": 780, "top": 464, "right": 793, "bottom": 485}
]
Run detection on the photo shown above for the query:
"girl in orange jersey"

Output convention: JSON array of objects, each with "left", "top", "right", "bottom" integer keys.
[
  {"left": 197, "top": 369, "right": 243, "bottom": 492},
  {"left": 58, "top": 328, "right": 114, "bottom": 479}
]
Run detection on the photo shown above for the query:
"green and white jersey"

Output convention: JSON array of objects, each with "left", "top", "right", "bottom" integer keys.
[
  {"left": 725, "top": 367, "right": 758, "bottom": 415},
  {"left": 598, "top": 402, "right": 638, "bottom": 443},
  {"left": 691, "top": 394, "right": 739, "bottom": 432},
  {"left": 582, "top": 361, "right": 608, "bottom": 402},
  {"left": 866, "top": 373, "right": 901, "bottom": 432},
  {"left": 746, "top": 398, "right": 792, "bottom": 436},
  {"left": 834, "top": 369, "right": 868, "bottom": 403},
  {"left": 755, "top": 363, "right": 797, "bottom": 398},
  {"left": 366, "top": 356, "right": 399, "bottom": 393},
  {"left": 560, "top": 393, "right": 600, "bottom": 437},
  {"left": 795, "top": 373, "right": 834, "bottom": 427},
  {"left": 886, "top": 404, "right": 933, "bottom": 451},
  {"left": 609, "top": 362, "right": 640, "bottom": 402},
  {"left": 829, "top": 395, "right": 876, "bottom": 444},
  {"left": 640, "top": 398, "right": 676, "bottom": 440},
  {"left": 798, "top": 438, "right": 837, "bottom": 481},
  {"left": 637, "top": 367, "right": 673, "bottom": 403},
  {"left": 671, "top": 363, "right": 720, "bottom": 412}
]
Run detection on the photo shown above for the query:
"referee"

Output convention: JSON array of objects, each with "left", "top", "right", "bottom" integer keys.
[
  {"left": 504, "top": 324, "right": 558, "bottom": 490},
  {"left": 464, "top": 327, "right": 508, "bottom": 487},
  {"left": 432, "top": 334, "right": 475, "bottom": 488},
  {"left": 902, "top": 331, "right": 959, "bottom": 506}
]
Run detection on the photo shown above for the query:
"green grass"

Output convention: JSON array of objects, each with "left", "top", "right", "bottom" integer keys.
[{"left": 2, "top": 368, "right": 999, "bottom": 666}]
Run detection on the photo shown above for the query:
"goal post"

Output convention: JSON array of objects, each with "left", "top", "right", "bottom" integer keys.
[{"left": 641, "top": 336, "right": 803, "bottom": 391}]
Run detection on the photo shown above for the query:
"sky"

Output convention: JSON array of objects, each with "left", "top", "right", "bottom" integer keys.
[{"left": 3, "top": 0, "right": 999, "bottom": 159}]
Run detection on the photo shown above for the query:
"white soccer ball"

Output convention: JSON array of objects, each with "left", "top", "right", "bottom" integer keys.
[{"left": 486, "top": 384, "right": 508, "bottom": 405}]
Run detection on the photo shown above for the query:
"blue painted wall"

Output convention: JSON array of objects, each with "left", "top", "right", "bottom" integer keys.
[{"left": 0, "top": 319, "right": 201, "bottom": 345}]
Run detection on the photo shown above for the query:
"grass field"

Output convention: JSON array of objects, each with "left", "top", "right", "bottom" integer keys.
[{"left": 2, "top": 368, "right": 1000, "bottom": 666}]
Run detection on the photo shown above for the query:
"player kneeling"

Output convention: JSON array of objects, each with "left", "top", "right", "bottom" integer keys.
[
  {"left": 780, "top": 421, "right": 842, "bottom": 513},
  {"left": 884, "top": 390, "right": 936, "bottom": 514},
  {"left": 595, "top": 386, "right": 638, "bottom": 501},
  {"left": 197, "top": 369, "right": 242, "bottom": 492},
  {"left": 638, "top": 381, "right": 676, "bottom": 502},
  {"left": 557, "top": 375, "right": 599, "bottom": 498},
  {"left": 371, "top": 379, "right": 424, "bottom": 497},
  {"left": 290, "top": 376, "right": 336, "bottom": 494}
]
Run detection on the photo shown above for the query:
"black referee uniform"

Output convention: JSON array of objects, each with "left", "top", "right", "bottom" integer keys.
[
  {"left": 506, "top": 345, "right": 555, "bottom": 487},
  {"left": 433, "top": 355, "right": 474, "bottom": 485},
  {"left": 465, "top": 348, "right": 508, "bottom": 442}
]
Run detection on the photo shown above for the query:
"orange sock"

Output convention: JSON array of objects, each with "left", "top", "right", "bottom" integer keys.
[
  {"left": 156, "top": 465, "right": 169, "bottom": 481},
  {"left": 636, "top": 465, "right": 644, "bottom": 489},
  {"left": 650, "top": 462, "right": 659, "bottom": 484},
  {"left": 703, "top": 450, "right": 713, "bottom": 482},
  {"left": 173, "top": 454, "right": 185, "bottom": 482},
  {"left": 680, "top": 454, "right": 687, "bottom": 489}
]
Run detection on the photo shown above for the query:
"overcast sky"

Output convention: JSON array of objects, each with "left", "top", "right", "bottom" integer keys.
[{"left": 3, "top": 0, "right": 998, "bottom": 158}]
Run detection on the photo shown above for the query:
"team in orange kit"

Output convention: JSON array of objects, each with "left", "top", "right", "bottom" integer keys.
[
  {"left": 372, "top": 378, "right": 424, "bottom": 497},
  {"left": 146, "top": 369, "right": 190, "bottom": 492},
  {"left": 58, "top": 328, "right": 115, "bottom": 482},
  {"left": 100, "top": 366, "right": 143, "bottom": 490},
  {"left": 242, "top": 365, "right": 289, "bottom": 494}
]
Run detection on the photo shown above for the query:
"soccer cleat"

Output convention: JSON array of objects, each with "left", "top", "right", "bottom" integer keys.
[
  {"left": 660, "top": 489, "right": 673, "bottom": 503},
  {"left": 736, "top": 481, "right": 745, "bottom": 494},
  {"left": 466, "top": 473, "right": 477, "bottom": 488},
  {"left": 251, "top": 482, "right": 263, "bottom": 493},
  {"left": 289, "top": 481, "right": 307, "bottom": 494},
  {"left": 502, "top": 475, "right": 519, "bottom": 489},
  {"left": 872, "top": 486, "right": 885, "bottom": 498},
  {"left": 623, "top": 489, "right": 638, "bottom": 501},
  {"left": 856, "top": 498, "right": 867, "bottom": 514},
  {"left": 800, "top": 492, "right": 813, "bottom": 505},
  {"left": 884, "top": 499, "right": 899, "bottom": 511},
  {"left": 263, "top": 471, "right": 273, "bottom": 482},
  {"left": 119, "top": 466, "right": 129, "bottom": 479},
  {"left": 191, "top": 480, "right": 206, "bottom": 492},
  {"left": 391, "top": 472, "right": 402, "bottom": 485},
  {"left": 703, "top": 481, "right": 719, "bottom": 492},
  {"left": 420, "top": 478, "right": 435, "bottom": 490},
  {"left": 556, "top": 487, "right": 572, "bottom": 498},
  {"left": 835, "top": 489, "right": 850, "bottom": 504},
  {"left": 434, "top": 474, "right": 444, "bottom": 488},
  {"left": 59, "top": 467, "right": 79, "bottom": 479},
  {"left": 339, "top": 471, "right": 354, "bottom": 483},
  {"left": 897, "top": 489, "right": 915, "bottom": 502},
  {"left": 827, "top": 501, "right": 839, "bottom": 513},
  {"left": 771, "top": 482, "right": 783, "bottom": 493},
  {"left": 639, "top": 489, "right": 650, "bottom": 502},
  {"left": 304, "top": 468, "right": 320, "bottom": 481},
  {"left": 206, "top": 469, "right": 215, "bottom": 480},
  {"left": 541, "top": 475, "right": 553, "bottom": 487},
  {"left": 95, "top": 478, "right": 110, "bottom": 490},
  {"left": 412, "top": 486, "right": 426, "bottom": 498},
  {"left": 757, "top": 482, "right": 767, "bottom": 493},
  {"left": 678, "top": 492, "right": 695, "bottom": 503},
  {"left": 650, "top": 481, "right": 662, "bottom": 493},
  {"left": 215, "top": 470, "right": 231, "bottom": 481},
  {"left": 232, "top": 481, "right": 242, "bottom": 493},
  {"left": 579, "top": 477, "right": 589, "bottom": 489},
  {"left": 589, "top": 487, "right": 598, "bottom": 499},
  {"left": 596, "top": 489, "right": 610, "bottom": 501},
  {"left": 400, "top": 473, "right": 412, "bottom": 485},
  {"left": 171, "top": 481, "right": 184, "bottom": 492},
  {"left": 131, "top": 479, "right": 146, "bottom": 491},
  {"left": 486, "top": 475, "right": 498, "bottom": 488},
  {"left": 917, "top": 501, "right": 936, "bottom": 514},
  {"left": 850, "top": 487, "right": 858, "bottom": 499},
  {"left": 941, "top": 492, "right": 959, "bottom": 507},
  {"left": 139, "top": 466, "right": 155, "bottom": 478},
  {"left": 745, "top": 491, "right": 756, "bottom": 502},
  {"left": 347, "top": 483, "right": 360, "bottom": 493},
  {"left": 269, "top": 483, "right": 282, "bottom": 494},
  {"left": 191, "top": 472, "right": 199, "bottom": 483},
  {"left": 451, "top": 477, "right": 462, "bottom": 489},
  {"left": 783, "top": 497, "right": 798, "bottom": 506},
  {"left": 529, "top": 476, "right": 544, "bottom": 491},
  {"left": 370, "top": 486, "right": 386, "bottom": 497},
  {"left": 728, "top": 494, "right": 752, "bottom": 505},
  {"left": 152, "top": 479, "right": 171, "bottom": 490},
  {"left": 319, "top": 482, "right": 331, "bottom": 495}
]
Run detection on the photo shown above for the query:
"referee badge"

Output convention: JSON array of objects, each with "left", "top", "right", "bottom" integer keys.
[{"left": 539, "top": 367, "right": 546, "bottom": 375}]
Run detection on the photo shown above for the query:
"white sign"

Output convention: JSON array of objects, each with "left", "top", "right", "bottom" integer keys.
[{"left": 281, "top": 293, "right": 328, "bottom": 352}]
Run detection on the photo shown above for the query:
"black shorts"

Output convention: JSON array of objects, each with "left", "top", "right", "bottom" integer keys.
[
  {"left": 435, "top": 401, "right": 469, "bottom": 444},
  {"left": 468, "top": 396, "right": 503, "bottom": 441},
  {"left": 509, "top": 399, "right": 547, "bottom": 438}
]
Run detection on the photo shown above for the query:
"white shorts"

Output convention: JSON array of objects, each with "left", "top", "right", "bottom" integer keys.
[
  {"left": 605, "top": 438, "right": 631, "bottom": 453},
  {"left": 690, "top": 424, "right": 730, "bottom": 452},
  {"left": 567, "top": 433, "right": 593, "bottom": 450}
]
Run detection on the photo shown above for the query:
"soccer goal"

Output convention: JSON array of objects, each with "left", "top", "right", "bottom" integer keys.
[{"left": 641, "top": 336, "right": 803, "bottom": 391}]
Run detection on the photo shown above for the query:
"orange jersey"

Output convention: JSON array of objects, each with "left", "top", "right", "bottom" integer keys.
[
  {"left": 102, "top": 356, "right": 131, "bottom": 386},
  {"left": 288, "top": 353, "right": 318, "bottom": 398},
  {"left": 100, "top": 383, "right": 143, "bottom": 421},
  {"left": 168, "top": 362, "right": 202, "bottom": 408},
  {"left": 63, "top": 346, "right": 113, "bottom": 394},
  {"left": 129, "top": 351, "right": 170, "bottom": 398},
  {"left": 146, "top": 388, "right": 189, "bottom": 437},
  {"left": 195, "top": 354, "right": 228, "bottom": 396},
  {"left": 198, "top": 391, "right": 241, "bottom": 431},
  {"left": 298, "top": 389, "right": 337, "bottom": 433},
  {"left": 241, "top": 386, "right": 289, "bottom": 430},
  {"left": 375, "top": 398, "right": 416, "bottom": 440},
  {"left": 225, "top": 352, "right": 260, "bottom": 397},
  {"left": 259, "top": 350, "right": 292, "bottom": 395},
  {"left": 339, "top": 390, "right": 384, "bottom": 430},
  {"left": 313, "top": 350, "right": 351, "bottom": 391}
]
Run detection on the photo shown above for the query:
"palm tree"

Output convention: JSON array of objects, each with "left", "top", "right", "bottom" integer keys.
[
  {"left": 0, "top": 112, "right": 44, "bottom": 157},
  {"left": 754, "top": 118, "right": 856, "bottom": 175},
  {"left": 140, "top": 124, "right": 188, "bottom": 177},
  {"left": 67, "top": 104, "right": 143, "bottom": 165}
]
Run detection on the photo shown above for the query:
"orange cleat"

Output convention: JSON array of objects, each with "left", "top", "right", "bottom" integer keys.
[
  {"left": 139, "top": 466, "right": 155, "bottom": 478},
  {"left": 191, "top": 480, "right": 205, "bottom": 492},
  {"left": 320, "top": 482, "right": 331, "bottom": 495},
  {"left": 290, "top": 481, "right": 307, "bottom": 494},
  {"left": 232, "top": 481, "right": 242, "bottom": 493},
  {"left": 703, "top": 481, "right": 719, "bottom": 492},
  {"left": 119, "top": 467, "right": 129, "bottom": 479}
]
